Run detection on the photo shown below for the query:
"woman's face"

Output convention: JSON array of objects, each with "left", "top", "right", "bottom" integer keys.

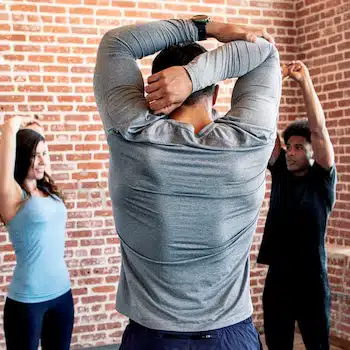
[{"left": 26, "top": 141, "right": 49, "bottom": 180}]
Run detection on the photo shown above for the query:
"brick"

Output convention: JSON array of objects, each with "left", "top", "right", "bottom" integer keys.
[
  {"left": 84, "top": 0, "right": 110, "bottom": 4},
  {"left": 139, "top": 2, "right": 162, "bottom": 9},
  {"left": 57, "top": 96, "right": 83, "bottom": 103},
  {"left": 92, "top": 285, "right": 116, "bottom": 293},
  {"left": 250, "top": 1, "right": 272, "bottom": 8},
  {"left": 11, "top": 4, "right": 37, "bottom": 12},
  {"left": 44, "top": 66, "right": 69, "bottom": 73},
  {"left": 70, "top": 7, "right": 94, "bottom": 15},
  {"left": 0, "top": 86, "right": 14, "bottom": 92},
  {"left": 86, "top": 37, "right": 100, "bottom": 45},
  {"left": 72, "top": 27, "right": 98, "bottom": 35},
  {"left": 44, "top": 46, "right": 70, "bottom": 54},
  {"left": 39, "top": 5, "right": 66, "bottom": 14},
  {"left": 0, "top": 34, "right": 26, "bottom": 42},
  {"left": 14, "top": 45, "right": 41, "bottom": 52},
  {"left": 0, "top": 1, "right": 349, "bottom": 349},
  {"left": 97, "top": 322, "right": 122, "bottom": 331},
  {"left": 111, "top": 1, "right": 136, "bottom": 8},
  {"left": 239, "top": 9, "right": 261, "bottom": 16},
  {"left": 0, "top": 45, "right": 10, "bottom": 52},
  {"left": 74, "top": 325, "right": 96, "bottom": 333},
  {"left": 150, "top": 12, "right": 172, "bottom": 20},
  {"left": 274, "top": 19, "right": 294, "bottom": 27},
  {"left": 337, "top": 42, "right": 349, "bottom": 51},
  {"left": 29, "top": 35, "right": 56, "bottom": 42},
  {"left": 94, "top": 153, "right": 110, "bottom": 160},
  {"left": 164, "top": 4, "right": 189, "bottom": 11},
  {"left": 57, "top": 36, "right": 84, "bottom": 44},
  {"left": 44, "top": 25, "right": 70, "bottom": 33},
  {"left": 47, "top": 86, "right": 73, "bottom": 93},
  {"left": 273, "top": 2, "right": 294, "bottom": 10},
  {"left": 263, "top": 10, "right": 285, "bottom": 18},
  {"left": 71, "top": 66, "right": 94, "bottom": 74},
  {"left": 3, "top": 54, "right": 25, "bottom": 61}
]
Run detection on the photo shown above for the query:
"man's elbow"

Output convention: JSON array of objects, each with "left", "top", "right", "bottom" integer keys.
[
  {"left": 311, "top": 124, "right": 327, "bottom": 138},
  {"left": 258, "top": 38, "right": 279, "bottom": 60},
  {"left": 98, "top": 28, "right": 126, "bottom": 53}
]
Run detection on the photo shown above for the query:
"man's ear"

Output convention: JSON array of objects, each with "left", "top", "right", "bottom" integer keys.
[{"left": 212, "top": 85, "right": 219, "bottom": 106}]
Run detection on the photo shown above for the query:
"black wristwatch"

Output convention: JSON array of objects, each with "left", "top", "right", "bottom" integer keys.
[{"left": 191, "top": 15, "right": 210, "bottom": 41}]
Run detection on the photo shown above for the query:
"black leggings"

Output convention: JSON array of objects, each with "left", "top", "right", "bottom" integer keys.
[{"left": 4, "top": 289, "right": 74, "bottom": 350}]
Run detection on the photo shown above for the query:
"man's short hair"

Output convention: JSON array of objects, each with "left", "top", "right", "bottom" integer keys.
[
  {"left": 152, "top": 42, "right": 215, "bottom": 105},
  {"left": 283, "top": 119, "right": 311, "bottom": 144}
]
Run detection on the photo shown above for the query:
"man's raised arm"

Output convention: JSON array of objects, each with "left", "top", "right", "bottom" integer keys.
[
  {"left": 146, "top": 23, "right": 281, "bottom": 145},
  {"left": 287, "top": 61, "right": 334, "bottom": 169},
  {"left": 93, "top": 20, "right": 199, "bottom": 135}
]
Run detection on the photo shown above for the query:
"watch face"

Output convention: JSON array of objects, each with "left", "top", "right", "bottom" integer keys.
[{"left": 192, "top": 14, "right": 210, "bottom": 22}]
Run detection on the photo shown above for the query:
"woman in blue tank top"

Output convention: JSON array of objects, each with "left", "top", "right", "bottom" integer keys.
[{"left": 0, "top": 116, "right": 74, "bottom": 350}]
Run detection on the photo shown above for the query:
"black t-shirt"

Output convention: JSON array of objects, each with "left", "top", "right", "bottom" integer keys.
[{"left": 257, "top": 149, "right": 336, "bottom": 271}]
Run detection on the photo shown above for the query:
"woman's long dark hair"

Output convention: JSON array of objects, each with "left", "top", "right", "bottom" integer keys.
[{"left": 15, "top": 129, "right": 65, "bottom": 203}]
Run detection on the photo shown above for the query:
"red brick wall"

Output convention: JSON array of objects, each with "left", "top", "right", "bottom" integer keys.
[
  {"left": 328, "top": 248, "right": 350, "bottom": 343},
  {"left": 293, "top": 0, "right": 350, "bottom": 343},
  {"left": 0, "top": 0, "right": 348, "bottom": 348},
  {"left": 296, "top": 0, "right": 350, "bottom": 246}
]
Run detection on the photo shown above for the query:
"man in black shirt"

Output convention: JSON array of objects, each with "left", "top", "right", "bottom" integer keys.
[{"left": 258, "top": 61, "right": 336, "bottom": 350}]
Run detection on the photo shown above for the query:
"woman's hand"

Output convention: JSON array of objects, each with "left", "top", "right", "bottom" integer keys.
[{"left": 5, "top": 115, "right": 43, "bottom": 133}]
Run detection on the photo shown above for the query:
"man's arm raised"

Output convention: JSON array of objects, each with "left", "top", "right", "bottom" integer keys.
[
  {"left": 93, "top": 20, "right": 199, "bottom": 136},
  {"left": 147, "top": 23, "right": 280, "bottom": 148},
  {"left": 269, "top": 133, "right": 282, "bottom": 167},
  {"left": 146, "top": 22, "right": 275, "bottom": 115},
  {"left": 287, "top": 61, "right": 334, "bottom": 169}
]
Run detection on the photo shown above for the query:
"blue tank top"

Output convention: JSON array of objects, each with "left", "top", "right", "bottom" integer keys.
[{"left": 6, "top": 192, "right": 70, "bottom": 303}]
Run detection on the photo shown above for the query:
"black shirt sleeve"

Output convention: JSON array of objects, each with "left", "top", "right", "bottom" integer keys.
[{"left": 311, "top": 162, "right": 337, "bottom": 210}]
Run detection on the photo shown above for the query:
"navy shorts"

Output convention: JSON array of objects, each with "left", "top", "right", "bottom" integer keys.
[{"left": 120, "top": 317, "right": 262, "bottom": 350}]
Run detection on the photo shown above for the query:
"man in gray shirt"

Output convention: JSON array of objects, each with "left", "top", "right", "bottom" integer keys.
[{"left": 94, "top": 17, "right": 281, "bottom": 349}]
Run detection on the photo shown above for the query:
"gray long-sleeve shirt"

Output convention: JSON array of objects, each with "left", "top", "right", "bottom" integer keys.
[{"left": 94, "top": 19, "right": 281, "bottom": 331}]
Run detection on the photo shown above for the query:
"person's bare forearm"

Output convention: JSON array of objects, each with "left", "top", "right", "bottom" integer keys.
[
  {"left": 0, "top": 123, "right": 17, "bottom": 194},
  {"left": 269, "top": 132, "right": 281, "bottom": 166},
  {"left": 206, "top": 21, "right": 225, "bottom": 38},
  {"left": 300, "top": 78, "right": 326, "bottom": 134},
  {"left": 206, "top": 21, "right": 274, "bottom": 44}
]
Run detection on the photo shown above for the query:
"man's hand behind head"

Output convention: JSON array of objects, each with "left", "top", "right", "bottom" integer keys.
[{"left": 145, "top": 66, "right": 192, "bottom": 115}]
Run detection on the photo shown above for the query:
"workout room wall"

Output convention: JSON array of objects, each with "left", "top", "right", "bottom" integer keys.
[
  {"left": 288, "top": 1, "right": 350, "bottom": 344},
  {"left": 0, "top": 0, "right": 349, "bottom": 348}
]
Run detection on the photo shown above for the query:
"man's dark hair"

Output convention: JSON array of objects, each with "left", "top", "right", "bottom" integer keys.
[
  {"left": 283, "top": 119, "right": 311, "bottom": 144},
  {"left": 152, "top": 42, "right": 215, "bottom": 105}
]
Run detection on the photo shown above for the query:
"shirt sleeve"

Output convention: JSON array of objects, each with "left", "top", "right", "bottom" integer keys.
[
  {"left": 93, "top": 19, "right": 199, "bottom": 135},
  {"left": 184, "top": 38, "right": 282, "bottom": 147},
  {"left": 312, "top": 162, "right": 337, "bottom": 210}
]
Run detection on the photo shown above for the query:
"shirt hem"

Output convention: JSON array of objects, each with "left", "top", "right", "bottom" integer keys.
[
  {"left": 117, "top": 305, "right": 253, "bottom": 332},
  {"left": 7, "top": 285, "right": 71, "bottom": 304}
]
